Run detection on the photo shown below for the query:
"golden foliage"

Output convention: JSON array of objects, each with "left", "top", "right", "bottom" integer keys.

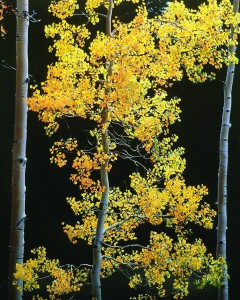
[
  {"left": 14, "top": 247, "right": 90, "bottom": 298},
  {"left": 15, "top": 0, "right": 238, "bottom": 298},
  {"left": 0, "top": 1, "right": 13, "bottom": 37}
]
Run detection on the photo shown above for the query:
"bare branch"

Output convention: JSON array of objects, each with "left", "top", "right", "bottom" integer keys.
[
  {"left": 103, "top": 215, "right": 146, "bottom": 234},
  {"left": 74, "top": 12, "right": 107, "bottom": 18},
  {"left": 102, "top": 255, "right": 136, "bottom": 268},
  {"left": 102, "top": 241, "right": 150, "bottom": 250}
]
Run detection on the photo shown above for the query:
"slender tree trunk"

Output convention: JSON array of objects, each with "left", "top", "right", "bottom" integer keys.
[
  {"left": 216, "top": 1, "right": 239, "bottom": 299},
  {"left": 8, "top": 1, "right": 29, "bottom": 299},
  {"left": 91, "top": 108, "right": 110, "bottom": 300},
  {"left": 91, "top": 1, "right": 113, "bottom": 299}
]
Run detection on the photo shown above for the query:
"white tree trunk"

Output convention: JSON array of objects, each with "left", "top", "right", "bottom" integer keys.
[
  {"left": 217, "top": 1, "right": 239, "bottom": 300},
  {"left": 8, "top": 1, "right": 29, "bottom": 299},
  {"left": 91, "top": 108, "right": 110, "bottom": 300},
  {"left": 91, "top": 2, "right": 113, "bottom": 299}
]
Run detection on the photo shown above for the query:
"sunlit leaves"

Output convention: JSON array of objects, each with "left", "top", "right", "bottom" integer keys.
[
  {"left": 27, "top": 0, "right": 240, "bottom": 138},
  {"left": 48, "top": 0, "right": 79, "bottom": 19},
  {"left": 14, "top": 247, "right": 90, "bottom": 299},
  {"left": 0, "top": 1, "right": 15, "bottom": 37},
  {"left": 0, "top": 1, "right": 6, "bottom": 37},
  {"left": 15, "top": 0, "right": 237, "bottom": 298},
  {"left": 125, "top": 233, "right": 224, "bottom": 299}
]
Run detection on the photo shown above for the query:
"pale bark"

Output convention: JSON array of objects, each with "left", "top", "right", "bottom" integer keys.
[
  {"left": 91, "top": 1, "right": 113, "bottom": 299},
  {"left": 216, "top": 0, "right": 239, "bottom": 299},
  {"left": 91, "top": 108, "right": 110, "bottom": 300},
  {"left": 8, "top": 1, "right": 29, "bottom": 299}
]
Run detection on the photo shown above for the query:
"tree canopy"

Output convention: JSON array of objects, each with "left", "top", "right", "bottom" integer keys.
[{"left": 14, "top": 0, "right": 240, "bottom": 299}]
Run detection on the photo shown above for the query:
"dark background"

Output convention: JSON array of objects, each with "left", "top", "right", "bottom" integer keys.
[{"left": 1, "top": 0, "right": 240, "bottom": 299}]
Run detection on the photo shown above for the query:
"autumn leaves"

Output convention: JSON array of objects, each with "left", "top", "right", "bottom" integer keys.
[{"left": 14, "top": 0, "right": 240, "bottom": 299}]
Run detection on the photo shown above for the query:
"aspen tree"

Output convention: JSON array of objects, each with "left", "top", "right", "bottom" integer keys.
[
  {"left": 14, "top": 0, "right": 240, "bottom": 299},
  {"left": 8, "top": 0, "right": 29, "bottom": 299},
  {"left": 216, "top": 0, "right": 239, "bottom": 299}
]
